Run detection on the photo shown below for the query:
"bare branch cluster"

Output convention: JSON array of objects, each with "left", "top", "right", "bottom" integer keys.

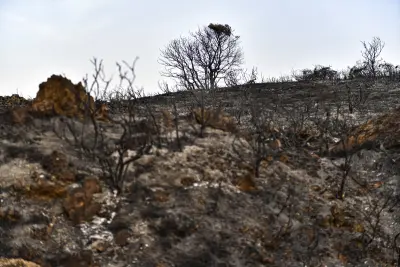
[
  {"left": 53, "top": 57, "right": 165, "bottom": 193},
  {"left": 159, "top": 23, "right": 244, "bottom": 90}
]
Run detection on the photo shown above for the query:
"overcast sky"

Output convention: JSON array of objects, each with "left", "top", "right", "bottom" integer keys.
[{"left": 1, "top": 0, "right": 399, "bottom": 98}]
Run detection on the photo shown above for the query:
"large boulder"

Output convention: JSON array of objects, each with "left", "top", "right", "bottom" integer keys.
[
  {"left": 4, "top": 75, "right": 110, "bottom": 125},
  {"left": 31, "top": 75, "right": 96, "bottom": 119}
]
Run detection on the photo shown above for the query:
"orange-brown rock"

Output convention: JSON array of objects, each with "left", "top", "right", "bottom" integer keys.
[
  {"left": 31, "top": 75, "right": 96, "bottom": 119},
  {"left": 234, "top": 173, "right": 257, "bottom": 192},
  {"left": 269, "top": 139, "right": 282, "bottom": 150},
  {"left": 63, "top": 181, "right": 102, "bottom": 224},
  {"left": 10, "top": 106, "right": 32, "bottom": 124},
  {"left": 13, "top": 171, "right": 69, "bottom": 201},
  {"left": 94, "top": 103, "right": 110, "bottom": 122},
  {"left": 82, "top": 176, "right": 102, "bottom": 200},
  {"left": 0, "top": 258, "right": 42, "bottom": 267},
  {"left": 329, "top": 107, "right": 400, "bottom": 155},
  {"left": 192, "top": 108, "right": 236, "bottom": 132},
  {"left": 24, "top": 180, "right": 68, "bottom": 201},
  {"left": 63, "top": 187, "right": 88, "bottom": 224}
]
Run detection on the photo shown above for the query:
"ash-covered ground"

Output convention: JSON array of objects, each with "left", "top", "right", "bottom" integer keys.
[{"left": 0, "top": 80, "right": 400, "bottom": 267}]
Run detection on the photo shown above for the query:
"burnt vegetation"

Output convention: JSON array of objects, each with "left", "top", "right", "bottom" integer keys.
[{"left": 0, "top": 23, "right": 400, "bottom": 266}]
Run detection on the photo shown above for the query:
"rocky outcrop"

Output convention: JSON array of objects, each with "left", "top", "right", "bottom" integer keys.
[
  {"left": 63, "top": 185, "right": 102, "bottom": 225},
  {"left": 1, "top": 75, "right": 110, "bottom": 124},
  {"left": 0, "top": 148, "right": 106, "bottom": 266},
  {"left": 63, "top": 176, "right": 102, "bottom": 225},
  {"left": 30, "top": 75, "right": 108, "bottom": 121},
  {"left": 31, "top": 75, "right": 95, "bottom": 118},
  {"left": 12, "top": 150, "right": 103, "bottom": 225},
  {"left": 329, "top": 107, "right": 400, "bottom": 155}
]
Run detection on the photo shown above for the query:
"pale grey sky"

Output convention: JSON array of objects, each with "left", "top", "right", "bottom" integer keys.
[{"left": 1, "top": 0, "right": 399, "bottom": 98}]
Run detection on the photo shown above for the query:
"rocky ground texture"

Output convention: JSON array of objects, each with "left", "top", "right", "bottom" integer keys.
[{"left": 0, "top": 77, "right": 399, "bottom": 266}]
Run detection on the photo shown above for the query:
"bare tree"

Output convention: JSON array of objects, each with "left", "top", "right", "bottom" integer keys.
[
  {"left": 53, "top": 58, "right": 160, "bottom": 194},
  {"left": 159, "top": 23, "right": 244, "bottom": 90},
  {"left": 361, "top": 37, "right": 385, "bottom": 80},
  {"left": 232, "top": 98, "right": 283, "bottom": 178},
  {"left": 158, "top": 81, "right": 183, "bottom": 151}
]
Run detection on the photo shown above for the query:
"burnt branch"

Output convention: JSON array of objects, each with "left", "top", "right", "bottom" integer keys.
[{"left": 159, "top": 23, "right": 244, "bottom": 90}]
